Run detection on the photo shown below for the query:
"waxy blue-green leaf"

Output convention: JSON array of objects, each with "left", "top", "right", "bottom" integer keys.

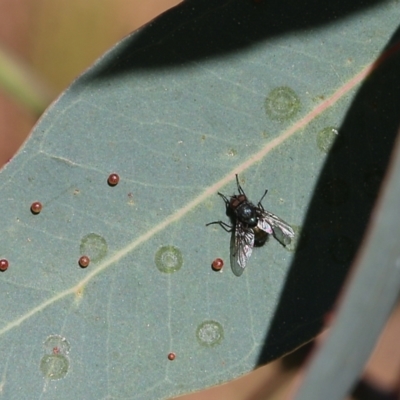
[{"left": 0, "top": 1, "right": 399, "bottom": 398}]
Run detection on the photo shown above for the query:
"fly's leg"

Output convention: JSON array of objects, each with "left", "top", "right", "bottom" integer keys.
[
  {"left": 207, "top": 189, "right": 233, "bottom": 232},
  {"left": 217, "top": 192, "right": 230, "bottom": 207},
  {"left": 206, "top": 220, "right": 232, "bottom": 232},
  {"left": 257, "top": 189, "right": 268, "bottom": 210},
  {"left": 235, "top": 174, "right": 247, "bottom": 196},
  {"left": 236, "top": 174, "right": 265, "bottom": 204}
]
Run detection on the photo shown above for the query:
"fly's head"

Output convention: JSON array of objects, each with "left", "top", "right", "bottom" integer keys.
[
  {"left": 223, "top": 193, "right": 245, "bottom": 219},
  {"left": 228, "top": 194, "right": 247, "bottom": 209}
]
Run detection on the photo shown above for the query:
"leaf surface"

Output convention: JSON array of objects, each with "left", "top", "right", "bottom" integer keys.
[{"left": 1, "top": 1, "right": 399, "bottom": 398}]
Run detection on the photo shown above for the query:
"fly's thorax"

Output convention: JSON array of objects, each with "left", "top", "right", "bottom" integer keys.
[{"left": 235, "top": 201, "right": 258, "bottom": 228}]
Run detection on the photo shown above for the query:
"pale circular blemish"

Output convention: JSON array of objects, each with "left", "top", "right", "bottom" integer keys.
[
  {"left": 80, "top": 233, "right": 107, "bottom": 263},
  {"left": 40, "top": 354, "right": 69, "bottom": 380},
  {"left": 154, "top": 246, "right": 183, "bottom": 273},
  {"left": 44, "top": 335, "right": 70, "bottom": 355},
  {"left": 196, "top": 320, "right": 224, "bottom": 347},
  {"left": 265, "top": 86, "right": 300, "bottom": 122},
  {"left": 317, "top": 127, "right": 339, "bottom": 153}
]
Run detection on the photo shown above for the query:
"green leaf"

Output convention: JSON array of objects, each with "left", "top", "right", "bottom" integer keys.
[{"left": 0, "top": 1, "right": 399, "bottom": 399}]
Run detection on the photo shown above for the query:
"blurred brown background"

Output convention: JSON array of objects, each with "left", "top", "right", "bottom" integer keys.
[{"left": 0, "top": 0, "right": 180, "bottom": 165}]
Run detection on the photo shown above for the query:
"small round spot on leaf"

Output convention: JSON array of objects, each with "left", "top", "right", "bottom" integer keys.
[
  {"left": 211, "top": 258, "right": 224, "bottom": 271},
  {"left": 40, "top": 354, "right": 69, "bottom": 380},
  {"left": 30, "top": 202, "right": 42, "bottom": 214},
  {"left": 79, "top": 256, "right": 90, "bottom": 268},
  {"left": 0, "top": 259, "right": 8, "bottom": 271},
  {"left": 44, "top": 335, "right": 70, "bottom": 355},
  {"left": 196, "top": 320, "right": 224, "bottom": 347},
  {"left": 167, "top": 352, "right": 176, "bottom": 361},
  {"left": 108, "top": 173, "right": 120, "bottom": 186},
  {"left": 265, "top": 86, "right": 300, "bottom": 122},
  {"left": 154, "top": 246, "right": 183, "bottom": 273}
]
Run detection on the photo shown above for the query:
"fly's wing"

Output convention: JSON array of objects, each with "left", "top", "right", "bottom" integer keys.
[
  {"left": 259, "top": 210, "right": 295, "bottom": 246},
  {"left": 257, "top": 217, "right": 273, "bottom": 235},
  {"left": 230, "top": 222, "right": 255, "bottom": 277}
]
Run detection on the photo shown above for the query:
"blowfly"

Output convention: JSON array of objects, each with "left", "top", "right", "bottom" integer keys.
[{"left": 206, "top": 174, "right": 294, "bottom": 276}]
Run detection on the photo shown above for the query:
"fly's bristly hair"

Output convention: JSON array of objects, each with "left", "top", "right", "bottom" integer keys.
[{"left": 206, "top": 174, "right": 294, "bottom": 277}]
